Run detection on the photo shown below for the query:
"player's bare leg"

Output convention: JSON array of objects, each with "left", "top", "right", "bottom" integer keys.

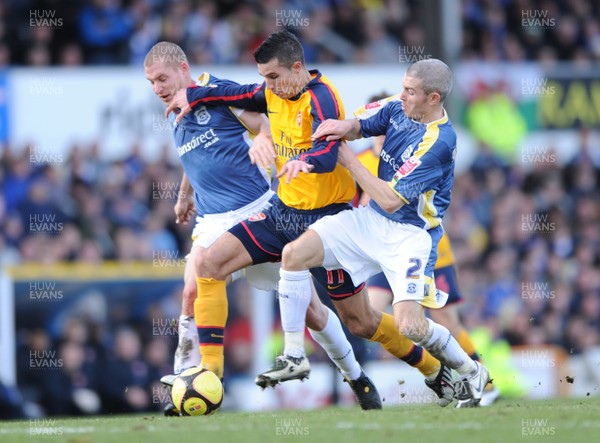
[
  {"left": 367, "top": 287, "right": 392, "bottom": 313},
  {"left": 174, "top": 246, "right": 202, "bottom": 375}
]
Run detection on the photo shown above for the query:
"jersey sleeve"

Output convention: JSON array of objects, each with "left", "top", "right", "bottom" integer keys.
[
  {"left": 388, "top": 146, "right": 444, "bottom": 204},
  {"left": 359, "top": 101, "right": 394, "bottom": 138},
  {"left": 187, "top": 82, "right": 268, "bottom": 114},
  {"left": 295, "top": 84, "right": 342, "bottom": 173}
]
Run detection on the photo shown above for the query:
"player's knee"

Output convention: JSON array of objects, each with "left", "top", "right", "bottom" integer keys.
[
  {"left": 195, "top": 248, "right": 221, "bottom": 279},
  {"left": 281, "top": 241, "right": 306, "bottom": 270},
  {"left": 194, "top": 249, "right": 208, "bottom": 274}
]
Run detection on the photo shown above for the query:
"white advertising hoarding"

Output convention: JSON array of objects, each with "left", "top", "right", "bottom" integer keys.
[{"left": 8, "top": 66, "right": 409, "bottom": 161}]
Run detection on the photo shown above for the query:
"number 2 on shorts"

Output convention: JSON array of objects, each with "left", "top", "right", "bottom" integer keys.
[{"left": 406, "top": 258, "right": 422, "bottom": 279}]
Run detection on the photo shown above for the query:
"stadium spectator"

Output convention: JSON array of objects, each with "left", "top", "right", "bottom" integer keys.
[
  {"left": 99, "top": 327, "right": 153, "bottom": 413},
  {"left": 78, "top": 0, "right": 134, "bottom": 65},
  {"left": 3, "top": 0, "right": 599, "bottom": 66}
]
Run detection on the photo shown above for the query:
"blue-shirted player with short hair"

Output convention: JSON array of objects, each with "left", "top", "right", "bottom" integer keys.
[
  {"left": 144, "top": 41, "right": 380, "bottom": 414},
  {"left": 282, "top": 58, "right": 491, "bottom": 408},
  {"left": 356, "top": 92, "right": 500, "bottom": 407}
]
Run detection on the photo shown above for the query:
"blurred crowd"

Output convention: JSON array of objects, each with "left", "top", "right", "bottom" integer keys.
[
  {"left": 462, "top": 0, "right": 600, "bottom": 63},
  {"left": 445, "top": 127, "right": 600, "bottom": 354},
  {"left": 0, "top": 143, "right": 192, "bottom": 264},
  {"left": 1, "top": 0, "right": 599, "bottom": 67}
]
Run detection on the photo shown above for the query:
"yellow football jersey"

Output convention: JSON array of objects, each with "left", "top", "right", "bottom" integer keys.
[
  {"left": 187, "top": 70, "right": 356, "bottom": 210},
  {"left": 356, "top": 148, "right": 379, "bottom": 177},
  {"left": 265, "top": 71, "right": 356, "bottom": 210},
  {"left": 435, "top": 232, "right": 456, "bottom": 269}
]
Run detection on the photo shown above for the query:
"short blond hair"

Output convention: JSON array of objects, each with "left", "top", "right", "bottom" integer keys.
[
  {"left": 144, "top": 41, "right": 187, "bottom": 68},
  {"left": 406, "top": 58, "right": 453, "bottom": 102}
]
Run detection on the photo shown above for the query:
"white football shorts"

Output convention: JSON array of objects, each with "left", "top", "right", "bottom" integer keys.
[
  {"left": 309, "top": 204, "right": 446, "bottom": 307},
  {"left": 189, "top": 190, "right": 280, "bottom": 291}
]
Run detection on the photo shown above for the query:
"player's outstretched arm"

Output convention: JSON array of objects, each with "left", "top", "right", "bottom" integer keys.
[
  {"left": 312, "top": 118, "right": 362, "bottom": 142},
  {"left": 338, "top": 143, "right": 404, "bottom": 214},
  {"left": 166, "top": 82, "right": 268, "bottom": 123}
]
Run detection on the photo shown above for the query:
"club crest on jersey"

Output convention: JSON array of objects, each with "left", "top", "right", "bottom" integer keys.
[
  {"left": 248, "top": 212, "right": 266, "bottom": 222},
  {"left": 194, "top": 106, "right": 211, "bottom": 125},
  {"left": 407, "top": 283, "right": 417, "bottom": 294},
  {"left": 394, "top": 156, "right": 421, "bottom": 180},
  {"left": 365, "top": 100, "right": 382, "bottom": 110},
  {"left": 401, "top": 144, "right": 415, "bottom": 162},
  {"left": 296, "top": 110, "right": 302, "bottom": 127}
]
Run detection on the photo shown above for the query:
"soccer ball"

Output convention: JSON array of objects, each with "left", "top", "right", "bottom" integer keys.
[{"left": 170, "top": 367, "right": 223, "bottom": 416}]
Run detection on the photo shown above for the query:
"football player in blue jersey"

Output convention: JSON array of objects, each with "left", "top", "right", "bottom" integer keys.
[
  {"left": 281, "top": 58, "right": 491, "bottom": 407},
  {"left": 144, "top": 41, "right": 382, "bottom": 413},
  {"left": 355, "top": 92, "right": 500, "bottom": 407}
]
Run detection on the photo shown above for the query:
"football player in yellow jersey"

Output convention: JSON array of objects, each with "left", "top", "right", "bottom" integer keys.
[
  {"left": 166, "top": 30, "right": 455, "bottom": 407},
  {"left": 357, "top": 92, "right": 500, "bottom": 406}
]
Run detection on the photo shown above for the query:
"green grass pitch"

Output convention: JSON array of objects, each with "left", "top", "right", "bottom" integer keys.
[{"left": 1, "top": 398, "right": 599, "bottom": 443}]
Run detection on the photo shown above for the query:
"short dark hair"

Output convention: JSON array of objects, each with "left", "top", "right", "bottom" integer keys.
[{"left": 253, "top": 30, "right": 304, "bottom": 68}]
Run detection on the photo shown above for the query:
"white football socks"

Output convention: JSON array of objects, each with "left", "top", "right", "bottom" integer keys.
[
  {"left": 416, "top": 318, "right": 477, "bottom": 376},
  {"left": 308, "top": 307, "right": 362, "bottom": 380},
  {"left": 279, "top": 269, "right": 312, "bottom": 359},
  {"left": 174, "top": 315, "right": 200, "bottom": 374}
]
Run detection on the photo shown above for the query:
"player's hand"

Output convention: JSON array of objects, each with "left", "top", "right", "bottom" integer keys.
[
  {"left": 311, "top": 119, "right": 351, "bottom": 141},
  {"left": 165, "top": 88, "right": 191, "bottom": 124},
  {"left": 174, "top": 196, "right": 195, "bottom": 224},
  {"left": 336, "top": 142, "right": 356, "bottom": 168},
  {"left": 249, "top": 133, "right": 276, "bottom": 168},
  {"left": 276, "top": 160, "right": 314, "bottom": 184}
]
